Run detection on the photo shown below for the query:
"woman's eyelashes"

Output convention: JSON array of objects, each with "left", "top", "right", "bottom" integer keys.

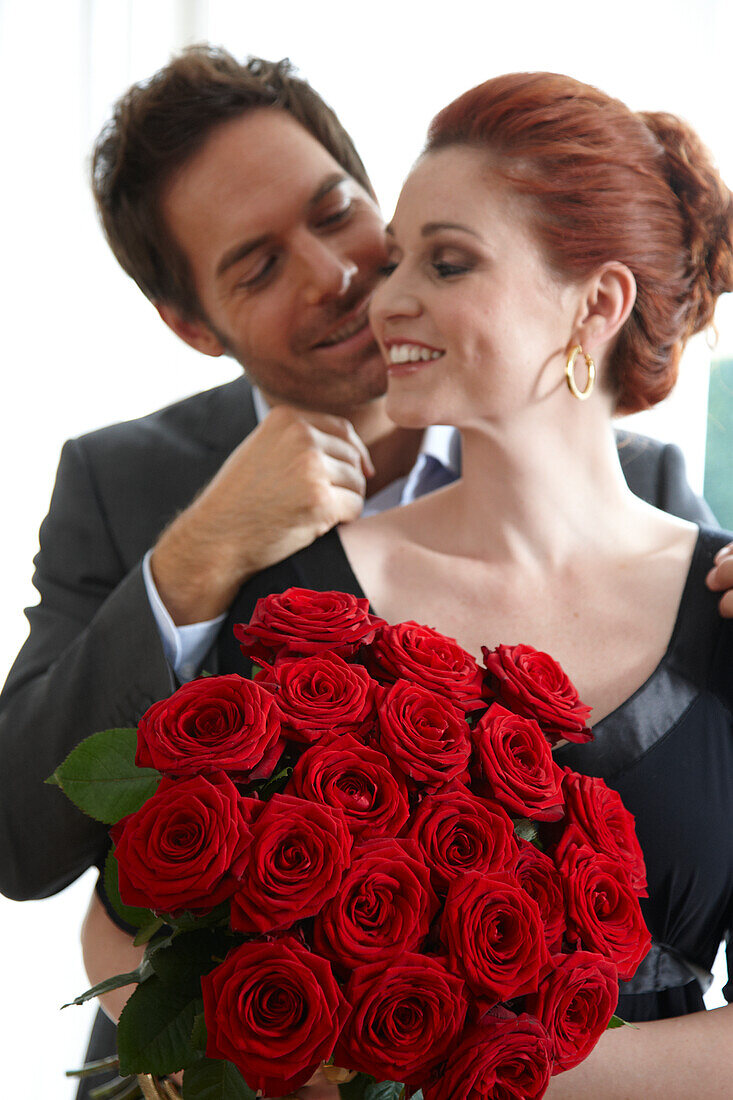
[
  {"left": 377, "top": 252, "right": 473, "bottom": 280},
  {"left": 433, "top": 259, "right": 470, "bottom": 277}
]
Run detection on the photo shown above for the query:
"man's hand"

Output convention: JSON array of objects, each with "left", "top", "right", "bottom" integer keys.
[
  {"left": 706, "top": 541, "right": 733, "bottom": 618},
  {"left": 150, "top": 406, "right": 374, "bottom": 625}
]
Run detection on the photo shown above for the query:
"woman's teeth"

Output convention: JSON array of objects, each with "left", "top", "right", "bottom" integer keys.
[{"left": 388, "top": 344, "right": 443, "bottom": 364}]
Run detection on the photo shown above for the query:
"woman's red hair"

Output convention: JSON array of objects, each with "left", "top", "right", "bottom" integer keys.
[{"left": 427, "top": 73, "right": 733, "bottom": 413}]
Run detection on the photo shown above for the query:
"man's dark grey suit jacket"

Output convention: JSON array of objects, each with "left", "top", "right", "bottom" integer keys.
[{"left": 0, "top": 374, "right": 715, "bottom": 904}]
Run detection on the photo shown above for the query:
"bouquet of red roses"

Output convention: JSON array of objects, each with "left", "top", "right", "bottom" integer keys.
[{"left": 55, "top": 588, "right": 650, "bottom": 1100}]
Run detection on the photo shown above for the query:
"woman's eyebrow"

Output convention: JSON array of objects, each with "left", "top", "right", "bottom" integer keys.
[
  {"left": 383, "top": 221, "right": 484, "bottom": 241},
  {"left": 421, "top": 221, "right": 483, "bottom": 240}
]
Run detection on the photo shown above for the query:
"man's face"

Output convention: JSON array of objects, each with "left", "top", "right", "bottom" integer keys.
[{"left": 160, "top": 109, "right": 389, "bottom": 414}]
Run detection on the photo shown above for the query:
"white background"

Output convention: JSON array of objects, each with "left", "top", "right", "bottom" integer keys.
[{"left": 1, "top": 1, "right": 732, "bottom": 1093}]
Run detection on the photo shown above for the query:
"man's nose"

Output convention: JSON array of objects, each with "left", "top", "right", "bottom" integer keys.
[{"left": 299, "top": 238, "right": 358, "bottom": 305}]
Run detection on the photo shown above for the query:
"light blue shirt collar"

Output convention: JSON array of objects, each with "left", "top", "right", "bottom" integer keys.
[{"left": 251, "top": 386, "right": 460, "bottom": 511}]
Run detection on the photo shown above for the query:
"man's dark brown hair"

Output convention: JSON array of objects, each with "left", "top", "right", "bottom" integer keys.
[{"left": 92, "top": 45, "right": 375, "bottom": 321}]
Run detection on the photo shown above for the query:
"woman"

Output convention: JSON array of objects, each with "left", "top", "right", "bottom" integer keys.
[{"left": 84, "top": 73, "right": 733, "bottom": 1097}]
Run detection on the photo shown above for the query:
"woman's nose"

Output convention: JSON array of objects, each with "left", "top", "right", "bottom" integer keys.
[{"left": 369, "top": 270, "right": 422, "bottom": 329}]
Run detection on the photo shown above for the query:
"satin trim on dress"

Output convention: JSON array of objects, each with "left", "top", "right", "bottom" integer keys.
[
  {"left": 620, "top": 940, "right": 713, "bottom": 995},
  {"left": 555, "top": 667, "right": 699, "bottom": 777}
]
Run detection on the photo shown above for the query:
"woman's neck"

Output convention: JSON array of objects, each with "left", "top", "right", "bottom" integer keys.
[{"left": 431, "top": 403, "right": 645, "bottom": 566}]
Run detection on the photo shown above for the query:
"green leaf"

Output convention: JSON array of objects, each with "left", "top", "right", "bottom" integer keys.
[
  {"left": 104, "top": 849, "right": 157, "bottom": 930},
  {"left": 513, "top": 817, "right": 540, "bottom": 845},
  {"left": 190, "top": 1013, "right": 208, "bottom": 1053},
  {"left": 607, "top": 1014, "right": 638, "bottom": 1030},
  {"left": 339, "top": 1078, "right": 406, "bottom": 1100},
  {"left": 338, "top": 1073, "right": 372, "bottom": 1099},
  {"left": 133, "top": 918, "right": 166, "bottom": 946},
  {"left": 50, "top": 728, "right": 161, "bottom": 824},
  {"left": 364, "top": 1080, "right": 405, "bottom": 1100},
  {"left": 149, "top": 928, "right": 235, "bottom": 995},
  {"left": 182, "top": 1058, "right": 256, "bottom": 1100},
  {"left": 62, "top": 959, "right": 153, "bottom": 1009},
  {"left": 117, "top": 974, "right": 203, "bottom": 1076},
  {"left": 254, "top": 764, "right": 294, "bottom": 801},
  {"left": 165, "top": 903, "right": 230, "bottom": 935}
]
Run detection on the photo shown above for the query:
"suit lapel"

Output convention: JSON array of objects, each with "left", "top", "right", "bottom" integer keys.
[{"left": 189, "top": 373, "right": 258, "bottom": 459}]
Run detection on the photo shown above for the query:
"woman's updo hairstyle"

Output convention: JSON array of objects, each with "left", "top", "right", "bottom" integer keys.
[{"left": 427, "top": 73, "right": 733, "bottom": 413}]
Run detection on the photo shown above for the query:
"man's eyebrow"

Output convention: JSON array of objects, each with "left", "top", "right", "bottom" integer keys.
[
  {"left": 309, "top": 173, "right": 349, "bottom": 207},
  {"left": 216, "top": 233, "right": 272, "bottom": 280},
  {"left": 215, "top": 174, "right": 350, "bottom": 280}
]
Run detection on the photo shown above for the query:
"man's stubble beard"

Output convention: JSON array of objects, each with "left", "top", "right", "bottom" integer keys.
[{"left": 211, "top": 325, "right": 389, "bottom": 417}]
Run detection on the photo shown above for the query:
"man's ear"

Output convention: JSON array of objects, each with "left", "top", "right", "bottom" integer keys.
[
  {"left": 573, "top": 262, "right": 637, "bottom": 354},
  {"left": 155, "top": 302, "right": 225, "bottom": 357}
]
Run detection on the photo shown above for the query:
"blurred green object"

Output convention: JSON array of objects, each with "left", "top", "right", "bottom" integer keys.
[{"left": 705, "top": 359, "right": 733, "bottom": 529}]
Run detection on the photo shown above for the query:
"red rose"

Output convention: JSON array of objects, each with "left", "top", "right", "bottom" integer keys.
[
  {"left": 423, "top": 1015, "right": 552, "bottom": 1100},
  {"left": 335, "top": 953, "right": 468, "bottom": 1086},
  {"left": 376, "top": 680, "right": 471, "bottom": 790},
  {"left": 234, "top": 587, "right": 384, "bottom": 664},
  {"left": 230, "top": 792, "right": 352, "bottom": 934},
  {"left": 561, "top": 768, "right": 648, "bottom": 895},
  {"left": 471, "top": 703, "right": 565, "bottom": 821},
  {"left": 406, "top": 782, "right": 518, "bottom": 892},
  {"left": 313, "top": 838, "right": 438, "bottom": 973},
  {"left": 202, "top": 937, "right": 349, "bottom": 1097},
  {"left": 526, "top": 950, "right": 619, "bottom": 1074},
  {"left": 482, "top": 644, "right": 592, "bottom": 745},
  {"left": 286, "top": 734, "right": 409, "bottom": 841},
  {"left": 135, "top": 674, "right": 281, "bottom": 780},
  {"left": 556, "top": 833, "right": 651, "bottom": 980},
  {"left": 259, "top": 651, "right": 377, "bottom": 744},
  {"left": 440, "top": 870, "right": 552, "bottom": 1004},
  {"left": 514, "top": 839, "right": 566, "bottom": 953},
  {"left": 110, "top": 772, "right": 251, "bottom": 915},
  {"left": 366, "top": 620, "right": 486, "bottom": 711}
]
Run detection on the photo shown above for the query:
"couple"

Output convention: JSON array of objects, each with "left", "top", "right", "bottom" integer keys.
[
  {"left": 82, "top": 61, "right": 733, "bottom": 1098},
  {"left": 0, "top": 48, "right": 731, "bottom": 1100}
]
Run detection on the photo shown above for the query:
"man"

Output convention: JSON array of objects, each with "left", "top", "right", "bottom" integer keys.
[{"left": 1, "top": 44, "right": 731, "bottom": 1099}]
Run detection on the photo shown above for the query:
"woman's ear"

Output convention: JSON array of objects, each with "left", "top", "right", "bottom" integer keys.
[
  {"left": 155, "top": 302, "right": 225, "bottom": 357},
  {"left": 573, "top": 262, "right": 637, "bottom": 354}
]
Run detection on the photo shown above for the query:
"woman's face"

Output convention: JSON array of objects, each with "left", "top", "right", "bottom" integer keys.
[{"left": 369, "top": 146, "right": 583, "bottom": 429}]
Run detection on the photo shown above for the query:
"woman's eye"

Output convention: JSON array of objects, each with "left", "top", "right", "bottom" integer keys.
[
  {"left": 433, "top": 260, "right": 469, "bottom": 278},
  {"left": 379, "top": 261, "right": 398, "bottom": 277}
]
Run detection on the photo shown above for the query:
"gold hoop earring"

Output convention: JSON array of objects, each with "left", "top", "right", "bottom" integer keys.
[{"left": 565, "top": 345, "right": 596, "bottom": 401}]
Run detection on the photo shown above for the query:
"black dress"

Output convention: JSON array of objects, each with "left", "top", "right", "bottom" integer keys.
[{"left": 219, "top": 522, "right": 733, "bottom": 1023}]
